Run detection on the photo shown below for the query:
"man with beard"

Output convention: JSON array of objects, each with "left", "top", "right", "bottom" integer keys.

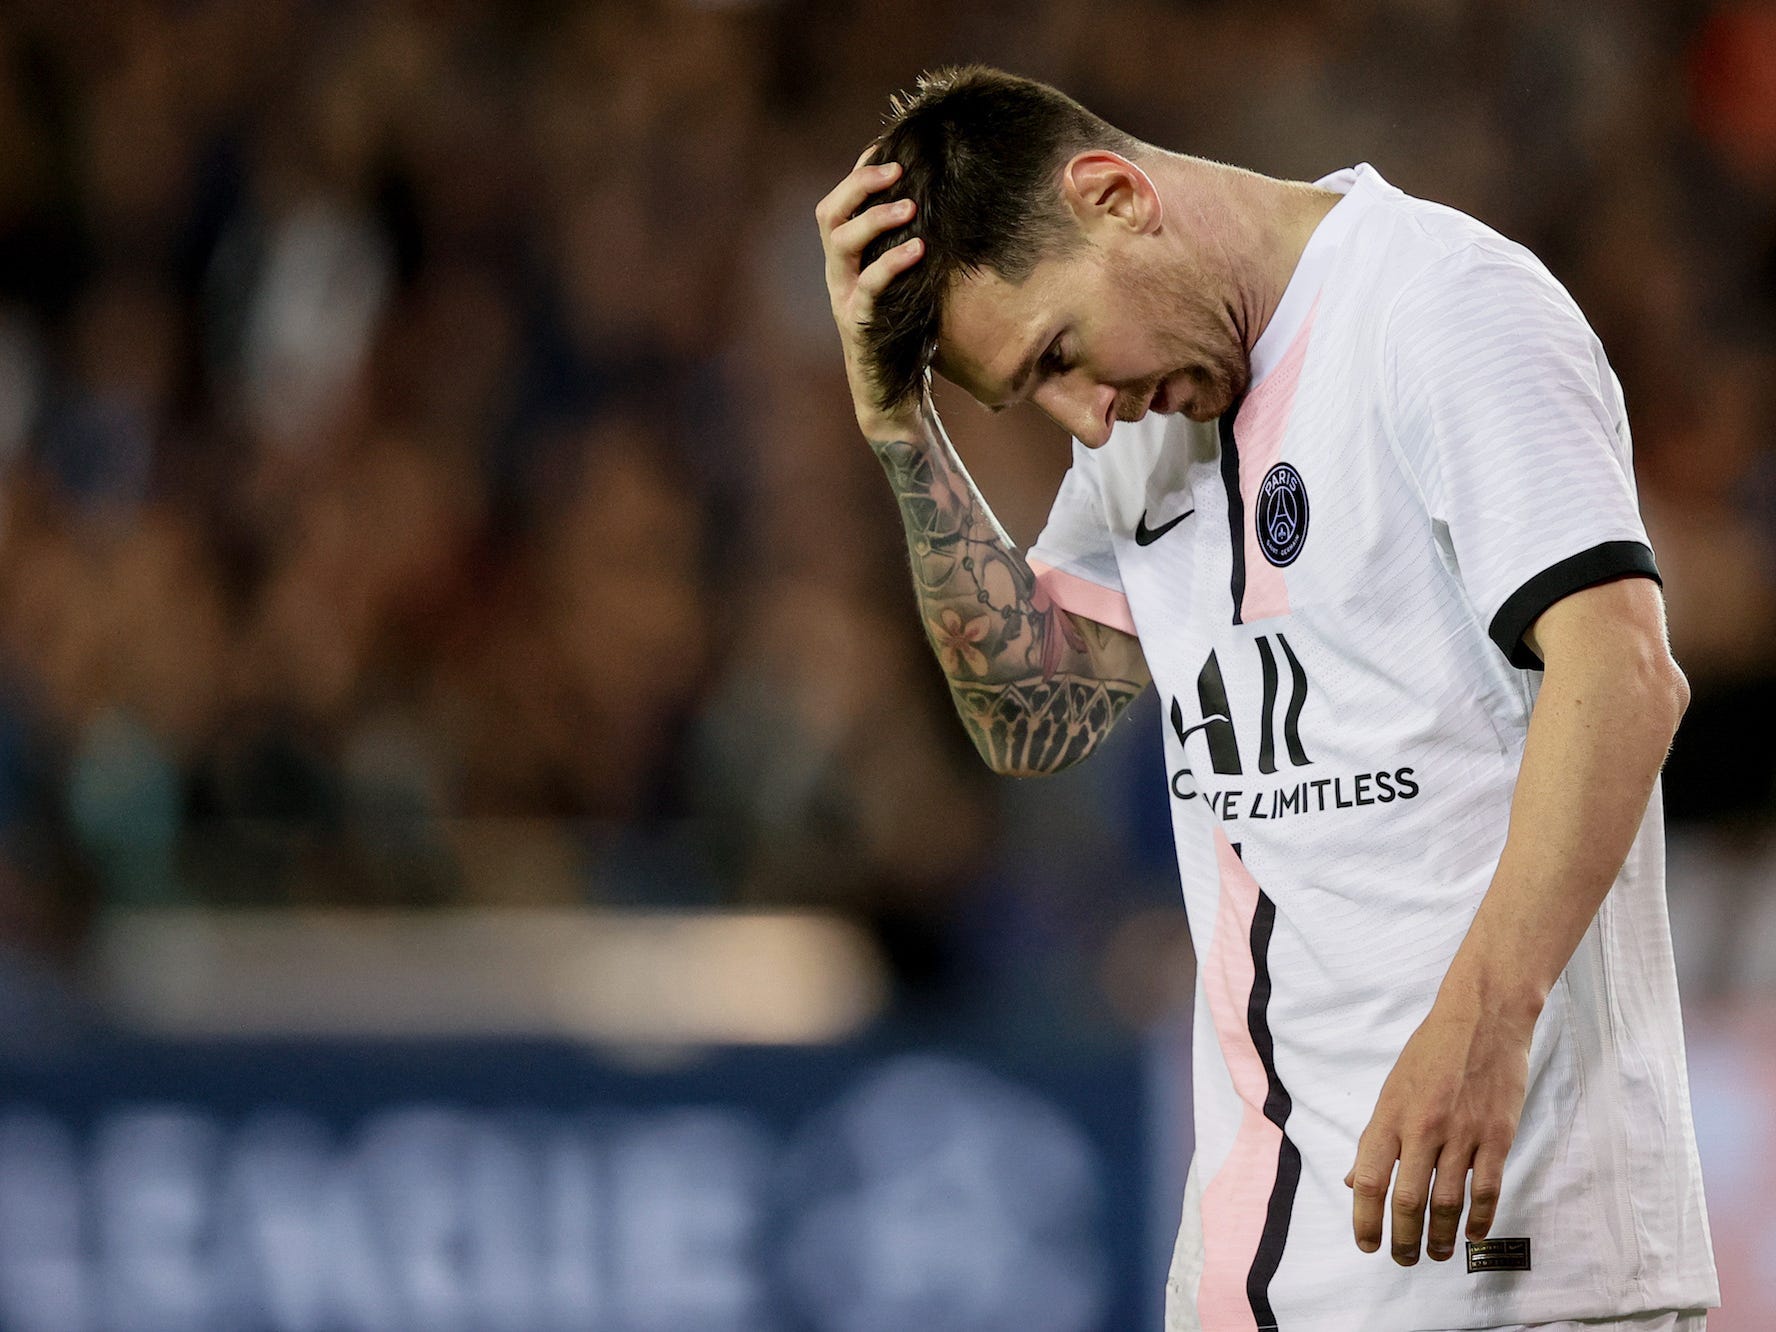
[{"left": 816, "top": 65, "right": 1718, "bottom": 1332}]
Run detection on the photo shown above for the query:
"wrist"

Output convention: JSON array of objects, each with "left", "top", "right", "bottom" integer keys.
[
  {"left": 857, "top": 391, "right": 930, "bottom": 448},
  {"left": 1434, "top": 955, "right": 1546, "bottom": 1034},
  {"left": 853, "top": 366, "right": 933, "bottom": 444},
  {"left": 861, "top": 418, "right": 925, "bottom": 450}
]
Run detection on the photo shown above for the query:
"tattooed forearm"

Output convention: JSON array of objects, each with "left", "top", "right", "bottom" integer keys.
[
  {"left": 952, "top": 675, "right": 1147, "bottom": 775},
  {"left": 870, "top": 419, "right": 1148, "bottom": 775}
]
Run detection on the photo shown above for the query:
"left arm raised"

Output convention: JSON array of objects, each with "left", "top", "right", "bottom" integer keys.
[{"left": 1347, "top": 575, "right": 1689, "bottom": 1266}]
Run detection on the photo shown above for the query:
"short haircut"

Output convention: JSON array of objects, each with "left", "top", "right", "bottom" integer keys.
[{"left": 857, "top": 65, "right": 1145, "bottom": 412}]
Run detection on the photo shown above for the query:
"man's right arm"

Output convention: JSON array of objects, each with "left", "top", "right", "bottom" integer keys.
[
  {"left": 817, "top": 152, "right": 1149, "bottom": 776},
  {"left": 869, "top": 410, "right": 1149, "bottom": 776}
]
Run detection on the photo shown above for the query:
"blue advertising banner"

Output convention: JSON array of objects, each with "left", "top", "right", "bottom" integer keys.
[{"left": 0, "top": 1036, "right": 1174, "bottom": 1332}]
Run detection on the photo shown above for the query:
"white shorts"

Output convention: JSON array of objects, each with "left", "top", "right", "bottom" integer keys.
[{"left": 1462, "top": 1310, "right": 1707, "bottom": 1332}]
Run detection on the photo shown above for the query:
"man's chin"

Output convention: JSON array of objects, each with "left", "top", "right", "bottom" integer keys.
[
  {"left": 1140, "top": 364, "right": 1246, "bottom": 423},
  {"left": 1181, "top": 366, "right": 1248, "bottom": 422},
  {"left": 1171, "top": 381, "right": 1231, "bottom": 423}
]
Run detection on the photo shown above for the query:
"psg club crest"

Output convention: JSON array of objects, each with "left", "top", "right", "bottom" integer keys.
[{"left": 1256, "top": 462, "right": 1309, "bottom": 566}]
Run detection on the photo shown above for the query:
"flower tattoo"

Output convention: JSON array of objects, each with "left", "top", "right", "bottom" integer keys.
[{"left": 930, "top": 607, "right": 990, "bottom": 675}]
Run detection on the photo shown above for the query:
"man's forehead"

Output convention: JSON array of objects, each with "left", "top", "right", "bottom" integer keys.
[{"left": 933, "top": 266, "right": 1053, "bottom": 404}]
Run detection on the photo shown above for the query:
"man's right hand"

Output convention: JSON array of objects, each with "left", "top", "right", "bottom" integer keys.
[{"left": 815, "top": 148, "right": 927, "bottom": 440}]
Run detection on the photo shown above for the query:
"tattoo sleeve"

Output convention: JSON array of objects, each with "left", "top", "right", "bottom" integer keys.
[{"left": 871, "top": 409, "right": 1148, "bottom": 775}]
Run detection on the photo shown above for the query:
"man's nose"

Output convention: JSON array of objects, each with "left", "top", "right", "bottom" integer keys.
[{"left": 1033, "top": 378, "right": 1117, "bottom": 447}]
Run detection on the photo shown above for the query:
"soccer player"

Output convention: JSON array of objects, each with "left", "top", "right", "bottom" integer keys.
[{"left": 815, "top": 67, "right": 1719, "bottom": 1332}]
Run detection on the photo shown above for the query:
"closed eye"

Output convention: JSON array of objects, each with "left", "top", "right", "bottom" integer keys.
[{"left": 984, "top": 331, "right": 1071, "bottom": 413}]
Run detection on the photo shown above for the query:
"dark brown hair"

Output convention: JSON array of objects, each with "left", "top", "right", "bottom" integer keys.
[{"left": 857, "top": 65, "right": 1145, "bottom": 411}]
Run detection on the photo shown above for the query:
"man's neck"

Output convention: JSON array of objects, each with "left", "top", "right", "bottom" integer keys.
[{"left": 1159, "top": 156, "right": 1342, "bottom": 357}]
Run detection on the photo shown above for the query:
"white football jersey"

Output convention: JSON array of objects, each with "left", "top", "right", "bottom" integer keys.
[{"left": 1027, "top": 165, "right": 1718, "bottom": 1331}]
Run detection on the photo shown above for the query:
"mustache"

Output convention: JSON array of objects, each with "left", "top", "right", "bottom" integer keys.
[{"left": 1113, "top": 376, "right": 1166, "bottom": 422}]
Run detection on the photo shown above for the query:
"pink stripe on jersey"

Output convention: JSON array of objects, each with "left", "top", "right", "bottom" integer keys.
[
  {"left": 1197, "top": 828, "right": 1280, "bottom": 1332},
  {"left": 1236, "top": 298, "right": 1319, "bottom": 622},
  {"left": 1027, "top": 559, "right": 1138, "bottom": 635}
]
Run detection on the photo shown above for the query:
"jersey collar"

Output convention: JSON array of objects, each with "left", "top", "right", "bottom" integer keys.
[{"left": 1247, "top": 163, "right": 1382, "bottom": 387}]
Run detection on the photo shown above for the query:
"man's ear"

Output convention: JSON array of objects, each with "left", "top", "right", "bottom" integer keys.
[{"left": 1060, "top": 151, "right": 1162, "bottom": 237}]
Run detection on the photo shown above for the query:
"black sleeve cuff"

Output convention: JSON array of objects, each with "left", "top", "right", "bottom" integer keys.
[{"left": 1488, "top": 540, "right": 1662, "bottom": 670}]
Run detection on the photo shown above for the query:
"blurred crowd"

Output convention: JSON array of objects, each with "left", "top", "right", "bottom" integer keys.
[{"left": 0, "top": 0, "right": 1770, "bottom": 1010}]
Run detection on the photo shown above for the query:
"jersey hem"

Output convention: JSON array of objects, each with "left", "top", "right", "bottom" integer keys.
[
  {"left": 1487, "top": 540, "right": 1661, "bottom": 669},
  {"left": 1171, "top": 1289, "right": 1721, "bottom": 1332}
]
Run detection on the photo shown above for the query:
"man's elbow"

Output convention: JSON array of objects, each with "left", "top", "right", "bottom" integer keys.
[
  {"left": 1659, "top": 652, "right": 1691, "bottom": 742},
  {"left": 951, "top": 671, "right": 1142, "bottom": 776},
  {"left": 1621, "top": 639, "right": 1690, "bottom": 747},
  {"left": 992, "top": 758, "right": 1085, "bottom": 779},
  {"left": 975, "top": 747, "right": 1084, "bottom": 780},
  {"left": 1534, "top": 581, "right": 1690, "bottom": 741},
  {"left": 965, "top": 730, "right": 1095, "bottom": 779}
]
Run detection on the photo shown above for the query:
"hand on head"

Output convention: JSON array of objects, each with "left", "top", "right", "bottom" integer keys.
[{"left": 815, "top": 147, "right": 927, "bottom": 439}]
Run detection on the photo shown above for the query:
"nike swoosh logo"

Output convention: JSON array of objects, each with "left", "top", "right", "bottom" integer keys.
[{"left": 1135, "top": 507, "right": 1195, "bottom": 546}]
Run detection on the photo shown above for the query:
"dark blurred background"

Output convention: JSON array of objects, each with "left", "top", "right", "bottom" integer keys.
[{"left": 0, "top": 1, "right": 1769, "bottom": 1329}]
